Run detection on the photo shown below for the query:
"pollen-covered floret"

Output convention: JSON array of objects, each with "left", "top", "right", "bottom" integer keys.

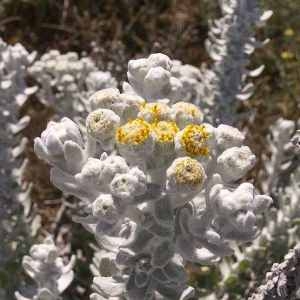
[
  {"left": 170, "top": 102, "right": 203, "bottom": 128},
  {"left": 138, "top": 102, "right": 171, "bottom": 123},
  {"left": 116, "top": 118, "right": 154, "bottom": 159},
  {"left": 86, "top": 109, "right": 120, "bottom": 143},
  {"left": 175, "top": 124, "right": 211, "bottom": 157},
  {"left": 151, "top": 121, "right": 179, "bottom": 156},
  {"left": 116, "top": 119, "right": 151, "bottom": 145},
  {"left": 89, "top": 88, "right": 123, "bottom": 114},
  {"left": 166, "top": 157, "right": 206, "bottom": 194},
  {"left": 151, "top": 121, "right": 179, "bottom": 144}
]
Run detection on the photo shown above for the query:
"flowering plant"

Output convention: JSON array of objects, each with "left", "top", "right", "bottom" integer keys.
[{"left": 34, "top": 53, "right": 272, "bottom": 300}]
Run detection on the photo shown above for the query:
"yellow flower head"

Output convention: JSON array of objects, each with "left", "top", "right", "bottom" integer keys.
[
  {"left": 171, "top": 102, "right": 204, "bottom": 128},
  {"left": 281, "top": 51, "right": 294, "bottom": 60},
  {"left": 151, "top": 121, "right": 179, "bottom": 144},
  {"left": 116, "top": 119, "right": 151, "bottom": 145},
  {"left": 284, "top": 28, "right": 295, "bottom": 37},
  {"left": 180, "top": 124, "right": 210, "bottom": 156},
  {"left": 173, "top": 157, "right": 205, "bottom": 186},
  {"left": 138, "top": 102, "right": 170, "bottom": 122},
  {"left": 172, "top": 102, "right": 202, "bottom": 118}
]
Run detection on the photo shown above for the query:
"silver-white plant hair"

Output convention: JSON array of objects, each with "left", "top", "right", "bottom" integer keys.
[
  {"left": 249, "top": 243, "right": 300, "bottom": 300},
  {"left": 197, "top": 0, "right": 273, "bottom": 124},
  {"left": 34, "top": 53, "right": 272, "bottom": 300},
  {"left": 262, "top": 118, "right": 299, "bottom": 196},
  {"left": 15, "top": 236, "right": 75, "bottom": 300},
  {"left": 0, "top": 38, "right": 38, "bottom": 297},
  {"left": 0, "top": 38, "right": 36, "bottom": 201},
  {"left": 201, "top": 118, "right": 300, "bottom": 300}
]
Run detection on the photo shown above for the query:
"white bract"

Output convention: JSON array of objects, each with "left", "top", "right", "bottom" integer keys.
[{"left": 34, "top": 53, "right": 272, "bottom": 300}]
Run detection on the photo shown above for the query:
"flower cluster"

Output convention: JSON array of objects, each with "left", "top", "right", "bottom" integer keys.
[
  {"left": 0, "top": 38, "right": 37, "bottom": 108},
  {"left": 28, "top": 50, "right": 117, "bottom": 115},
  {"left": 34, "top": 53, "right": 272, "bottom": 300}
]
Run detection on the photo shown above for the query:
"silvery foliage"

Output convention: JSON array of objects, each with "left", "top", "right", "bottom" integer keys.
[
  {"left": 262, "top": 118, "right": 299, "bottom": 196},
  {"left": 0, "top": 37, "right": 36, "bottom": 200},
  {"left": 28, "top": 50, "right": 117, "bottom": 116},
  {"left": 0, "top": 38, "right": 44, "bottom": 239},
  {"left": 34, "top": 53, "right": 272, "bottom": 300},
  {"left": 15, "top": 236, "right": 75, "bottom": 300},
  {"left": 18, "top": 50, "right": 118, "bottom": 231},
  {"left": 249, "top": 119, "right": 300, "bottom": 251},
  {"left": 197, "top": 0, "right": 273, "bottom": 124},
  {"left": 204, "top": 119, "right": 300, "bottom": 300},
  {"left": 249, "top": 243, "right": 300, "bottom": 300},
  {"left": 0, "top": 38, "right": 37, "bottom": 295}
]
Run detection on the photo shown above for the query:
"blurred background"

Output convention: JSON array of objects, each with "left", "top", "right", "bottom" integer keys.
[
  {"left": 1, "top": 0, "right": 299, "bottom": 123},
  {"left": 0, "top": 1, "right": 299, "bottom": 299}
]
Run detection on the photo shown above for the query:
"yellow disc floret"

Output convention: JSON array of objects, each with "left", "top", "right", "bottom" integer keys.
[
  {"left": 116, "top": 119, "right": 151, "bottom": 145},
  {"left": 138, "top": 102, "right": 170, "bottom": 122},
  {"left": 180, "top": 124, "right": 210, "bottom": 156},
  {"left": 174, "top": 157, "right": 205, "bottom": 186},
  {"left": 172, "top": 102, "right": 202, "bottom": 118},
  {"left": 151, "top": 121, "right": 179, "bottom": 144}
]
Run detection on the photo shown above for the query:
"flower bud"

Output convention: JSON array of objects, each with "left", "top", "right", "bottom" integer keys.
[
  {"left": 116, "top": 118, "right": 154, "bottom": 159},
  {"left": 217, "top": 146, "right": 256, "bottom": 182},
  {"left": 166, "top": 157, "right": 206, "bottom": 194},
  {"left": 86, "top": 109, "right": 120, "bottom": 144},
  {"left": 138, "top": 102, "right": 171, "bottom": 123},
  {"left": 89, "top": 88, "right": 123, "bottom": 114},
  {"left": 215, "top": 124, "right": 245, "bottom": 151},
  {"left": 110, "top": 167, "right": 147, "bottom": 201},
  {"left": 92, "top": 194, "right": 118, "bottom": 223},
  {"left": 170, "top": 102, "right": 203, "bottom": 129}
]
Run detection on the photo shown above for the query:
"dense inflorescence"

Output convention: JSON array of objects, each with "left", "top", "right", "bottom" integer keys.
[
  {"left": 34, "top": 53, "right": 272, "bottom": 300},
  {"left": 28, "top": 50, "right": 118, "bottom": 116}
]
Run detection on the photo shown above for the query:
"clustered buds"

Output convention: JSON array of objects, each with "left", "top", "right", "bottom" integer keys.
[
  {"left": 28, "top": 50, "right": 117, "bottom": 114},
  {"left": 34, "top": 53, "right": 272, "bottom": 300}
]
